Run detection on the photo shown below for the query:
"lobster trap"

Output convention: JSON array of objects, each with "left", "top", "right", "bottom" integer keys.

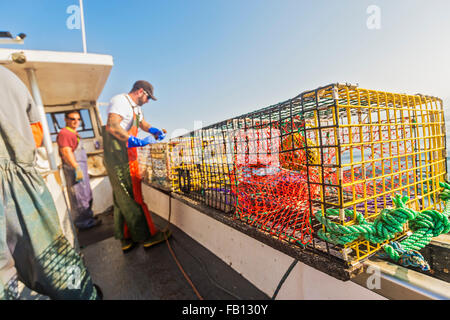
[
  {"left": 138, "top": 143, "right": 172, "bottom": 191},
  {"left": 169, "top": 130, "right": 236, "bottom": 213},
  {"left": 331, "top": 84, "right": 447, "bottom": 262},
  {"left": 150, "top": 83, "right": 447, "bottom": 265}
]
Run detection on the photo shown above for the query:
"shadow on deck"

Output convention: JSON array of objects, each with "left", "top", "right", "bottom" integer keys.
[{"left": 79, "top": 212, "right": 269, "bottom": 300}]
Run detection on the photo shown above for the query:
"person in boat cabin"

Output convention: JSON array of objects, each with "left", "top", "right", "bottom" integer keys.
[
  {"left": 57, "top": 110, "right": 101, "bottom": 231},
  {"left": 103, "top": 80, "right": 171, "bottom": 252},
  {"left": 0, "top": 65, "right": 101, "bottom": 300}
]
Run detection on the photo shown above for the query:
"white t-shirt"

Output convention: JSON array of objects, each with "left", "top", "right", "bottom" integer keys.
[{"left": 107, "top": 94, "right": 144, "bottom": 131}]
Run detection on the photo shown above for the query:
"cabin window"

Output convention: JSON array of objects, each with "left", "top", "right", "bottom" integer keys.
[{"left": 46, "top": 109, "right": 95, "bottom": 142}]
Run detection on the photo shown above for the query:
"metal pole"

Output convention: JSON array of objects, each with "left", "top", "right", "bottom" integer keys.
[
  {"left": 79, "top": 0, "right": 87, "bottom": 53},
  {"left": 26, "top": 68, "right": 58, "bottom": 170}
]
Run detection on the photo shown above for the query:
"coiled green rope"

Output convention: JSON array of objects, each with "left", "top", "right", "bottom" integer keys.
[{"left": 314, "top": 182, "right": 450, "bottom": 271}]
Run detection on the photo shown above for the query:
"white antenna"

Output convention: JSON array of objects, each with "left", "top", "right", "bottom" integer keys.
[{"left": 79, "top": 0, "right": 87, "bottom": 53}]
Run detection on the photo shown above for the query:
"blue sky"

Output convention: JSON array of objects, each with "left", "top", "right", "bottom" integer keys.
[{"left": 1, "top": 0, "right": 450, "bottom": 138}]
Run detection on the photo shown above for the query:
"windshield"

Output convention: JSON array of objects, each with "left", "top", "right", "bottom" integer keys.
[{"left": 46, "top": 109, "right": 94, "bottom": 142}]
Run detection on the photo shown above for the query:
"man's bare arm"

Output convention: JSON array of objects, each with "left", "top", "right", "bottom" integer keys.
[
  {"left": 60, "top": 147, "right": 78, "bottom": 168},
  {"left": 139, "top": 119, "right": 167, "bottom": 136},
  {"left": 106, "top": 113, "right": 129, "bottom": 141},
  {"left": 139, "top": 119, "right": 151, "bottom": 132}
]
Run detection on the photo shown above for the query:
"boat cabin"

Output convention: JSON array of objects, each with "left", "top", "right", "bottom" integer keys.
[{"left": 0, "top": 48, "right": 114, "bottom": 247}]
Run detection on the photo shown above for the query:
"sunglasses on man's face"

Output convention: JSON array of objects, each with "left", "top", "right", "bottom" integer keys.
[
  {"left": 67, "top": 117, "right": 81, "bottom": 121},
  {"left": 142, "top": 90, "right": 151, "bottom": 99}
]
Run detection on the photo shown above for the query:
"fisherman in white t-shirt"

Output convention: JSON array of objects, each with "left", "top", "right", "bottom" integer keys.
[
  {"left": 103, "top": 80, "right": 171, "bottom": 253},
  {"left": 107, "top": 94, "right": 145, "bottom": 132}
]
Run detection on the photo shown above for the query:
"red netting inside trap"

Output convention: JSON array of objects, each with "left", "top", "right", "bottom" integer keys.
[
  {"left": 229, "top": 117, "right": 328, "bottom": 246},
  {"left": 231, "top": 164, "right": 317, "bottom": 245}
]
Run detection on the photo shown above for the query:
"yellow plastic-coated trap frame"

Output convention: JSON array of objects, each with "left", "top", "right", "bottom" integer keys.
[
  {"left": 170, "top": 131, "right": 236, "bottom": 213},
  {"left": 142, "top": 83, "right": 447, "bottom": 265},
  {"left": 334, "top": 85, "right": 446, "bottom": 262}
]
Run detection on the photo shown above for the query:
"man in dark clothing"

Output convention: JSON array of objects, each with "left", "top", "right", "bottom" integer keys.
[{"left": 0, "top": 65, "right": 101, "bottom": 300}]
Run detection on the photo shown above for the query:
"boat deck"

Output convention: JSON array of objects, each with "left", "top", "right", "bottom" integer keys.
[
  {"left": 78, "top": 212, "right": 269, "bottom": 300},
  {"left": 16, "top": 201, "right": 449, "bottom": 300}
]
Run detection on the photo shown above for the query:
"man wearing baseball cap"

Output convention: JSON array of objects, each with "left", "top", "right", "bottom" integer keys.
[{"left": 103, "top": 80, "right": 171, "bottom": 253}]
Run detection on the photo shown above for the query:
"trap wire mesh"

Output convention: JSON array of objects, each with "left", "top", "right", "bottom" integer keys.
[
  {"left": 140, "top": 83, "right": 447, "bottom": 264},
  {"left": 138, "top": 143, "right": 172, "bottom": 191}
]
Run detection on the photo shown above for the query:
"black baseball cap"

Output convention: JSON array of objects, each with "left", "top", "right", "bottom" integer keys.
[{"left": 132, "top": 80, "right": 157, "bottom": 101}]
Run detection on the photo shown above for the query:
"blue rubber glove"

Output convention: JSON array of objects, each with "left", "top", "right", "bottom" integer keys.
[
  {"left": 156, "top": 133, "right": 166, "bottom": 141},
  {"left": 149, "top": 127, "right": 167, "bottom": 140},
  {"left": 142, "top": 135, "right": 157, "bottom": 144},
  {"left": 148, "top": 127, "right": 163, "bottom": 136},
  {"left": 127, "top": 135, "right": 150, "bottom": 148}
]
